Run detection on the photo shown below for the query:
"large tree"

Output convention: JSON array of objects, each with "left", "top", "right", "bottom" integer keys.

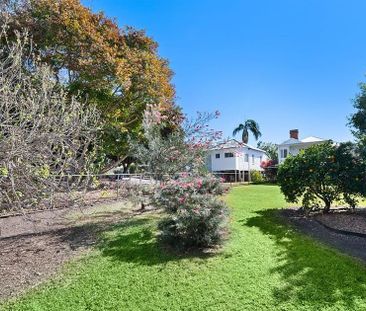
[
  {"left": 232, "top": 119, "right": 261, "bottom": 144},
  {"left": 350, "top": 82, "right": 366, "bottom": 138},
  {"left": 2, "top": 0, "right": 181, "bottom": 168}
]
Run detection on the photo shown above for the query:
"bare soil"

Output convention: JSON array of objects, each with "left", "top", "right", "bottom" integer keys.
[{"left": 0, "top": 200, "right": 141, "bottom": 300}]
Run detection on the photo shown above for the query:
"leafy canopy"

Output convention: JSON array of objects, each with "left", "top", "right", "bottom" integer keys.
[
  {"left": 233, "top": 119, "right": 261, "bottom": 144},
  {"left": 277, "top": 142, "right": 365, "bottom": 212},
  {"left": 350, "top": 82, "right": 366, "bottom": 139},
  {"left": 3, "top": 0, "right": 181, "bottom": 165}
]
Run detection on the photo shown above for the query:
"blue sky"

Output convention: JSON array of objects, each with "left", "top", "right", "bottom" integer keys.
[{"left": 83, "top": 0, "right": 366, "bottom": 145}]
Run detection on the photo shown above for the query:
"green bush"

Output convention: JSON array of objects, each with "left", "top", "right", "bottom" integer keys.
[
  {"left": 250, "top": 170, "right": 264, "bottom": 183},
  {"left": 154, "top": 174, "right": 228, "bottom": 249},
  {"left": 277, "top": 142, "right": 365, "bottom": 212}
]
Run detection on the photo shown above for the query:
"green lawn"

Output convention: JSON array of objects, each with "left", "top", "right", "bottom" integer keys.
[{"left": 3, "top": 185, "right": 366, "bottom": 310}]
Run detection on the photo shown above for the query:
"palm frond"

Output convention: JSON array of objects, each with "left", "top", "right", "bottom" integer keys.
[
  {"left": 232, "top": 124, "right": 244, "bottom": 137},
  {"left": 245, "top": 119, "right": 262, "bottom": 140}
]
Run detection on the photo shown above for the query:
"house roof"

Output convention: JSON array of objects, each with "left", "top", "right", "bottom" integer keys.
[
  {"left": 301, "top": 136, "right": 326, "bottom": 143},
  {"left": 279, "top": 138, "right": 301, "bottom": 145},
  {"left": 279, "top": 136, "right": 327, "bottom": 146},
  {"left": 211, "top": 139, "right": 266, "bottom": 153}
]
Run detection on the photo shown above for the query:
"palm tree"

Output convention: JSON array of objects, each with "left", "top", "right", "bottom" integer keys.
[{"left": 233, "top": 119, "right": 262, "bottom": 144}]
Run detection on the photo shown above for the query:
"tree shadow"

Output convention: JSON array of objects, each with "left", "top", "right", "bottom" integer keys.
[
  {"left": 98, "top": 217, "right": 214, "bottom": 266},
  {"left": 244, "top": 209, "right": 366, "bottom": 309}
]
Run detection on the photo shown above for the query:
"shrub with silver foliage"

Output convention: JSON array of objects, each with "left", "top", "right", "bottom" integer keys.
[{"left": 0, "top": 30, "right": 99, "bottom": 211}]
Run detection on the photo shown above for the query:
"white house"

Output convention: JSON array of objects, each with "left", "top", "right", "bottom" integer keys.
[
  {"left": 207, "top": 139, "right": 268, "bottom": 181},
  {"left": 278, "top": 129, "right": 329, "bottom": 164}
]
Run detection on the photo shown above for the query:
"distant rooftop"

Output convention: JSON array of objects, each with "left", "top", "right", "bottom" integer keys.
[
  {"left": 301, "top": 136, "right": 326, "bottom": 143},
  {"left": 280, "top": 136, "right": 327, "bottom": 145},
  {"left": 211, "top": 139, "right": 266, "bottom": 153}
]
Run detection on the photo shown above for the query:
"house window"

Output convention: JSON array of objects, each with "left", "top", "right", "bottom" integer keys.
[
  {"left": 245, "top": 154, "right": 249, "bottom": 162},
  {"left": 252, "top": 155, "right": 255, "bottom": 164},
  {"left": 281, "top": 149, "right": 288, "bottom": 158},
  {"left": 215, "top": 153, "right": 220, "bottom": 159},
  {"left": 224, "top": 152, "right": 234, "bottom": 158}
]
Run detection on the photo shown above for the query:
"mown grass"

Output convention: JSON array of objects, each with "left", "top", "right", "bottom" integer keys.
[{"left": 3, "top": 185, "right": 366, "bottom": 310}]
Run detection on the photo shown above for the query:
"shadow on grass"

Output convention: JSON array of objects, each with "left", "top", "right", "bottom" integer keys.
[
  {"left": 98, "top": 217, "right": 213, "bottom": 266},
  {"left": 244, "top": 209, "right": 366, "bottom": 309}
]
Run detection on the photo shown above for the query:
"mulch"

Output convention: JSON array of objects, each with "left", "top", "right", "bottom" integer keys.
[
  {"left": 315, "top": 210, "right": 366, "bottom": 236},
  {"left": 282, "top": 208, "right": 366, "bottom": 263}
]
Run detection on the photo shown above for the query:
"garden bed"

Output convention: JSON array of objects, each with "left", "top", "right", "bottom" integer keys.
[{"left": 315, "top": 209, "right": 366, "bottom": 236}]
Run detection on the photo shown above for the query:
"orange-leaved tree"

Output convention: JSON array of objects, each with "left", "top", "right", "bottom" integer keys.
[{"left": 3, "top": 0, "right": 182, "bottom": 169}]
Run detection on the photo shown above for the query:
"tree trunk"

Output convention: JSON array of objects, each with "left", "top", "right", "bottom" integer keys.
[
  {"left": 323, "top": 199, "right": 331, "bottom": 213},
  {"left": 242, "top": 131, "right": 248, "bottom": 144}
]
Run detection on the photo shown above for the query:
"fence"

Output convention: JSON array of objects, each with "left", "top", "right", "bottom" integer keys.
[
  {"left": 0, "top": 173, "right": 157, "bottom": 214},
  {"left": 0, "top": 172, "right": 251, "bottom": 214}
]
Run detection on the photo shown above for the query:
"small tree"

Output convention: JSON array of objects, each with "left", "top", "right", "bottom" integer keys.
[
  {"left": 277, "top": 142, "right": 364, "bottom": 213},
  {"left": 133, "top": 107, "right": 221, "bottom": 180},
  {"left": 134, "top": 107, "right": 228, "bottom": 250}
]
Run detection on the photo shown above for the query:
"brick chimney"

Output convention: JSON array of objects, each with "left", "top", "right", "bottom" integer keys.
[{"left": 290, "top": 129, "right": 299, "bottom": 140}]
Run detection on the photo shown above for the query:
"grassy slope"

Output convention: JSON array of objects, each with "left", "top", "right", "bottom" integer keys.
[{"left": 3, "top": 185, "right": 366, "bottom": 311}]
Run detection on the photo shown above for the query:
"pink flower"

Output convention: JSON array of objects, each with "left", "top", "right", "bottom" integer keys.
[{"left": 196, "top": 179, "right": 203, "bottom": 188}]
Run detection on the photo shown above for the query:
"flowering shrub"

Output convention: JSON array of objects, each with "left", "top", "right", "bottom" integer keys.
[
  {"left": 134, "top": 107, "right": 229, "bottom": 251},
  {"left": 155, "top": 174, "right": 228, "bottom": 249}
]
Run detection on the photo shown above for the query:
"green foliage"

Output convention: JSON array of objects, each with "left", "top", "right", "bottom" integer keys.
[
  {"left": 0, "top": 166, "right": 8, "bottom": 177},
  {"left": 257, "top": 141, "right": 278, "bottom": 162},
  {"left": 277, "top": 142, "right": 365, "bottom": 212},
  {"left": 350, "top": 82, "right": 366, "bottom": 139},
  {"left": 232, "top": 119, "right": 261, "bottom": 144},
  {"left": 155, "top": 175, "right": 228, "bottom": 249},
  {"left": 250, "top": 170, "right": 264, "bottom": 183},
  {"left": 3, "top": 0, "right": 181, "bottom": 165},
  {"left": 349, "top": 82, "right": 366, "bottom": 206}
]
